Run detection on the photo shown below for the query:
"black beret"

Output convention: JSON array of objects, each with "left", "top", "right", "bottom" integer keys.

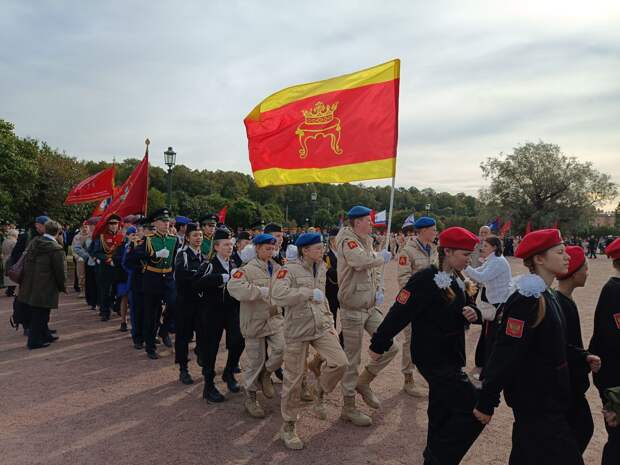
[
  {"left": 214, "top": 227, "right": 232, "bottom": 240},
  {"left": 237, "top": 231, "right": 251, "bottom": 241},
  {"left": 264, "top": 222, "right": 282, "bottom": 233}
]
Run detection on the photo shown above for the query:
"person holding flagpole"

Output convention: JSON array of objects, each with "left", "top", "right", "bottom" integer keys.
[{"left": 336, "top": 205, "right": 396, "bottom": 426}]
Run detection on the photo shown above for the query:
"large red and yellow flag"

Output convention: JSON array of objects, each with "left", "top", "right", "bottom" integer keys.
[{"left": 244, "top": 59, "right": 400, "bottom": 187}]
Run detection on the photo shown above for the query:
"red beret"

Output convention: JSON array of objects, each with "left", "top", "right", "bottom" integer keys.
[
  {"left": 557, "top": 245, "right": 586, "bottom": 279},
  {"left": 515, "top": 229, "right": 563, "bottom": 259},
  {"left": 605, "top": 238, "right": 620, "bottom": 260},
  {"left": 438, "top": 227, "right": 479, "bottom": 251}
]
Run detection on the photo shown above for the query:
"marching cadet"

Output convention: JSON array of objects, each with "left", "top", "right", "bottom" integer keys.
[
  {"left": 336, "top": 205, "right": 396, "bottom": 426},
  {"left": 232, "top": 231, "right": 251, "bottom": 267},
  {"left": 173, "top": 222, "right": 205, "bottom": 385},
  {"left": 193, "top": 227, "right": 244, "bottom": 402},
  {"left": 555, "top": 245, "right": 596, "bottom": 454},
  {"left": 199, "top": 213, "right": 218, "bottom": 258},
  {"left": 124, "top": 221, "right": 146, "bottom": 350},
  {"left": 264, "top": 223, "right": 285, "bottom": 265},
  {"left": 474, "top": 229, "right": 599, "bottom": 465},
  {"left": 133, "top": 209, "right": 179, "bottom": 360},
  {"left": 271, "top": 232, "right": 348, "bottom": 449},
  {"left": 395, "top": 216, "right": 437, "bottom": 397},
  {"left": 589, "top": 237, "right": 620, "bottom": 465},
  {"left": 227, "top": 233, "right": 284, "bottom": 418},
  {"left": 174, "top": 216, "right": 191, "bottom": 248},
  {"left": 370, "top": 227, "right": 485, "bottom": 465},
  {"left": 90, "top": 214, "right": 124, "bottom": 321}
]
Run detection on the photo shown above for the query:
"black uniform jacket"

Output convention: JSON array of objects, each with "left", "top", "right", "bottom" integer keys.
[
  {"left": 370, "top": 266, "right": 481, "bottom": 373},
  {"left": 174, "top": 246, "right": 207, "bottom": 304},
  {"left": 324, "top": 248, "right": 338, "bottom": 294},
  {"left": 477, "top": 289, "right": 572, "bottom": 416},
  {"left": 589, "top": 277, "right": 620, "bottom": 392},
  {"left": 192, "top": 255, "right": 240, "bottom": 312}
]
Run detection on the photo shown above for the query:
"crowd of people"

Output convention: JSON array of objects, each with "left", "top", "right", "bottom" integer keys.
[{"left": 2, "top": 208, "right": 619, "bottom": 464}]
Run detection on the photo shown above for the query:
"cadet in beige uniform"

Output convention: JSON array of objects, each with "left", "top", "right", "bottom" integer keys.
[
  {"left": 395, "top": 216, "right": 438, "bottom": 396},
  {"left": 227, "top": 233, "right": 284, "bottom": 418},
  {"left": 337, "top": 205, "right": 397, "bottom": 426},
  {"left": 272, "top": 233, "right": 348, "bottom": 450}
]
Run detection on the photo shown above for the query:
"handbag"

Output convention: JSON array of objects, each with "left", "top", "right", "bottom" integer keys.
[{"left": 7, "top": 253, "right": 25, "bottom": 284}]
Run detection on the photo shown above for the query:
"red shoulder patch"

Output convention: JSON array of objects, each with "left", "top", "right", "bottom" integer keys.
[
  {"left": 396, "top": 289, "right": 411, "bottom": 305},
  {"left": 232, "top": 270, "right": 243, "bottom": 279},
  {"left": 505, "top": 318, "right": 525, "bottom": 338},
  {"left": 347, "top": 240, "right": 359, "bottom": 250},
  {"left": 614, "top": 313, "right": 620, "bottom": 330},
  {"left": 398, "top": 256, "right": 407, "bottom": 266},
  {"left": 277, "top": 269, "right": 288, "bottom": 279}
]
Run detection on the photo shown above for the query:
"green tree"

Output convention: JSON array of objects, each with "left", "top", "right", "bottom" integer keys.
[{"left": 480, "top": 141, "right": 617, "bottom": 234}]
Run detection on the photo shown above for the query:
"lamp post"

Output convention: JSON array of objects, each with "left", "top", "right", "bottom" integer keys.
[
  {"left": 425, "top": 203, "right": 431, "bottom": 217},
  {"left": 164, "top": 146, "right": 177, "bottom": 209},
  {"left": 311, "top": 191, "right": 318, "bottom": 226}
]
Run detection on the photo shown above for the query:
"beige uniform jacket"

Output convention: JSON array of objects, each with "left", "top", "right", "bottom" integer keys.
[
  {"left": 335, "top": 227, "right": 383, "bottom": 310},
  {"left": 396, "top": 238, "right": 438, "bottom": 288},
  {"left": 271, "top": 259, "right": 334, "bottom": 343},
  {"left": 227, "top": 257, "right": 283, "bottom": 338}
]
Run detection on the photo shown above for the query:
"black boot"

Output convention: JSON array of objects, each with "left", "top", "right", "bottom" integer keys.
[
  {"left": 222, "top": 369, "right": 240, "bottom": 393},
  {"left": 179, "top": 367, "right": 194, "bottom": 385},
  {"left": 202, "top": 370, "right": 225, "bottom": 403}
]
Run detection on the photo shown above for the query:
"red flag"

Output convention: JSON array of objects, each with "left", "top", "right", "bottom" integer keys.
[
  {"left": 93, "top": 152, "right": 149, "bottom": 238},
  {"left": 370, "top": 209, "right": 376, "bottom": 225},
  {"left": 499, "top": 220, "right": 512, "bottom": 237},
  {"left": 90, "top": 186, "right": 120, "bottom": 218},
  {"left": 218, "top": 206, "right": 228, "bottom": 224},
  {"left": 525, "top": 221, "right": 532, "bottom": 236},
  {"left": 64, "top": 166, "right": 116, "bottom": 204}
]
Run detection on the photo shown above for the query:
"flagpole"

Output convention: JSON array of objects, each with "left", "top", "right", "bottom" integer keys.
[{"left": 384, "top": 175, "right": 396, "bottom": 251}]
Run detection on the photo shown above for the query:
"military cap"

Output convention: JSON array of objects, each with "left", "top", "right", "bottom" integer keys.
[
  {"left": 237, "top": 231, "right": 251, "bottom": 241},
  {"left": 295, "top": 232, "right": 322, "bottom": 247},
  {"left": 199, "top": 214, "right": 218, "bottom": 226},
  {"left": 107, "top": 214, "right": 122, "bottom": 224},
  {"left": 347, "top": 205, "right": 372, "bottom": 219},
  {"left": 414, "top": 216, "right": 436, "bottom": 229},
  {"left": 214, "top": 227, "right": 232, "bottom": 240},
  {"left": 252, "top": 233, "right": 276, "bottom": 245},
  {"left": 515, "top": 229, "right": 563, "bottom": 259},
  {"left": 126, "top": 226, "right": 137, "bottom": 235},
  {"left": 185, "top": 222, "right": 201, "bottom": 235},
  {"left": 250, "top": 220, "right": 265, "bottom": 231},
  {"left": 264, "top": 222, "right": 282, "bottom": 234},
  {"left": 175, "top": 216, "right": 192, "bottom": 226},
  {"left": 35, "top": 215, "right": 50, "bottom": 225},
  {"left": 148, "top": 208, "right": 170, "bottom": 222}
]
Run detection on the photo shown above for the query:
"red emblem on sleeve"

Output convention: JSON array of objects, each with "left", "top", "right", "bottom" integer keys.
[
  {"left": 398, "top": 256, "right": 407, "bottom": 266},
  {"left": 614, "top": 313, "right": 620, "bottom": 330},
  {"left": 277, "top": 269, "right": 288, "bottom": 279},
  {"left": 232, "top": 270, "right": 243, "bottom": 279},
  {"left": 396, "top": 289, "right": 411, "bottom": 305},
  {"left": 347, "top": 241, "right": 358, "bottom": 250},
  {"left": 506, "top": 318, "right": 525, "bottom": 338}
]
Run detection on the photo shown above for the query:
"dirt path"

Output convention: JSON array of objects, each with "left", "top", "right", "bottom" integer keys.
[{"left": 0, "top": 258, "right": 610, "bottom": 465}]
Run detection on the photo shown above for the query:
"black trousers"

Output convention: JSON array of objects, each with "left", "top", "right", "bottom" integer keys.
[
  {"left": 418, "top": 366, "right": 485, "bottom": 465},
  {"left": 27, "top": 306, "right": 51, "bottom": 347},
  {"left": 201, "top": 308, "right": 244, "bottom": 374},
  {"left": 130, "top": 289, "right": 144, "bottom": 344},
  {"left": 174, "top": 297, "right": 202, "bottom": 368},
  {"left": 599, "top": 390, "right": 620, "bottom": 465},
  {"left": 96, "top": 264, "right": 115, "bottom": 316},
  {"left": 567, "top": 395, "right": 594, "bottom": 454},
  {"left": 85, "top": 265, "right": 98, "bottom": 308},
  {"left": 509, "top": 411, "right": 584, "bottom": 465},
  {"left": 143, "top": 279, "right": 176, "bottom": 353},
  {"left": 327, "top": 287, "right": 344, "bottom": 346}
]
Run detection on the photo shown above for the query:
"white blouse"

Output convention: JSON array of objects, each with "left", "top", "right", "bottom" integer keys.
[{"left": 465, "top": 254, "right": 512, "bottom": 304}]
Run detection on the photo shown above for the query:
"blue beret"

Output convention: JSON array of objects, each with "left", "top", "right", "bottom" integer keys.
[
  {"left": 295, "top": 232, "right": 322, "bottom": 247},
  {"left": 414, "top": 216, "right": 436, "bottom": 229},
  {"left": 175, "top": 216, "right": 191, "bottom": 225},
  {"left": 35, "top": 215, "right": 49, "bottom": 225},
  {"left": 252, "top": 233, "right": 277, "bottom": 245},
  {"left": 347, "top": 205, "right": 372, "bottom": 219},
  {"left": 126, "top": 226, "right": 137, "bottom": 235}
]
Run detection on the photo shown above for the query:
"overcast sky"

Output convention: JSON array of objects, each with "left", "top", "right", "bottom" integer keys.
[{"left": 2, "top": 1, "right": 619, "bottom": 206}]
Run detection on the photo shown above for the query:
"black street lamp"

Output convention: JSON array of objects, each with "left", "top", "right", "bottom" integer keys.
[
  {"left": 425, "top": 203, "right": 431, "bottom": 216},
  {"left": 164, "top": 146, "right": 176, "bottom": 209},
  {"left": 311, "top": 192, "right": 318, "bottom": 226}
]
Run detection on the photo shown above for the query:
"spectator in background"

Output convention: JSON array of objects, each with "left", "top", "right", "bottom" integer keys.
[
  {"left": 71, "top": 223, "right": 89, "bottom": 297},
  {"left": 17, "top": 220, "right": 66, "bottom": 349},
  {"left": 2, "top": 228, "right": 19, "bottom": 296}
]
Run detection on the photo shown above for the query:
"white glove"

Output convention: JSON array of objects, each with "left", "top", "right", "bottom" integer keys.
[
  {"left": 259, "top": 287, "right": 269, "bottom": 298},
  {"left": 222, "top": 274, "right": 230, "bottom": 284},
  {"left": 286, "top": 244, "right": 298, "bottom": 261},
  {"left": 240, "top": 244, "right": 256, "bottom": 263},
  {"left": 312, "top": 288, "right": 325, "bottom": 302},
  {"left": 375, "top": 290, "right": 384, "bottom": 305},
  {"left": 380, "top": 249, "right": 392, "bottom": 264},
  {"left": 155, "top": 248, "right": 170, "bottom": 259}
]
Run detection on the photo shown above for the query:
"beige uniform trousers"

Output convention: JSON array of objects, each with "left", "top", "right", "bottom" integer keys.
[
  {"left": 340, "top": 307, "right": 398, "bottom": 396},
  {"left": 400, "top": 325, "right": 413, "bottom": 375},
  {"left": 76, "top": 259, "right": 86, "bottom": 291},
  {"left": 243, "top": 332, "right": 284, "bottom": 392},
  {"left": 281, "top": 331, "right": 348, "bottom": 422}
]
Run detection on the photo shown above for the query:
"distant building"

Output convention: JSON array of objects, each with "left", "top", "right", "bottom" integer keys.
[{"left": 592, "top": 211, "right": 616, "bottom": 227}]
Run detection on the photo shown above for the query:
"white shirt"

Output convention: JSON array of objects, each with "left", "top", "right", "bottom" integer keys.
[{"left": 465, "top": 254, "right": 512, "bottom": 304}]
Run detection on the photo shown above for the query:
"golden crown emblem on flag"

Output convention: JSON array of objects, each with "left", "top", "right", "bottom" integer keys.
[{"left": 295, "top": 101, "right": 343, "bottom": 159}]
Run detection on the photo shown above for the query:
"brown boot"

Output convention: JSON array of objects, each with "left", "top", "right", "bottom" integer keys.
[
  {"left": 308, "top": 352, "right": 323, "bottom": 379},
  {"left": 300, "top": 374, "right": 314, "bottom": 402},
  {"left": 403, "top": 373, "right": 426, "bottom": 397},
  {"left": 313, "top": 382, "right": 327, "bottom": 420},
  {"left": 355, "top": 368, "right": 380, "bottom": 409},
  {"left": 340, "top": 395, "right": 372, "bottom": 426},
  {"left": 260, "top": 368, "right": 275, "bottom": 399},
  {"left": 280, "top": 421, "right": 304, "bottom": 450},
  {"left": 244, "top": 391, "right": 265, "bottom": 418}
]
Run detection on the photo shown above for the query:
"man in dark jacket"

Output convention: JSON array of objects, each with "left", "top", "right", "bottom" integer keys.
[{"left": 17, "top": 220, "right": 66, "bottom": 349}]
